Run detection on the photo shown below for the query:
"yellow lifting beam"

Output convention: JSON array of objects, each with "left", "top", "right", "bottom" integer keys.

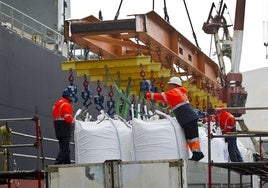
[
  {"left": 182, "top": 81, "right": 224, "bottom": 110},
  {"left": 62, "top": 55, "right": 223, "bottom": 107},
  {"left": 62, "top": 56, "right": 171, "bottom": 80},
  {"left": 62, "top": 56, "right": 171, "bottom": 96}
]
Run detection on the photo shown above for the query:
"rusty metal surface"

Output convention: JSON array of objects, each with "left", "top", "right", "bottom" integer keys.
[{"left": 64, "top": 11, "right": 222, "bottom": 96}]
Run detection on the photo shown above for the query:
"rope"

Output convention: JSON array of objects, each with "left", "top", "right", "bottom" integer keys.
[{"left": 106, "top": 114, "right": 123, "bottom": 160}]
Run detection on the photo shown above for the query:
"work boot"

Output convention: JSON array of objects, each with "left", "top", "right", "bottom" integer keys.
[{"left": 189, "top": 151, "right": 204, "bottom": 161}]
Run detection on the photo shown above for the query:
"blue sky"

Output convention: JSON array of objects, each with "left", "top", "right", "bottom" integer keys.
[{"left": 70, "top": 0, "right": 268, "bottom": 72}]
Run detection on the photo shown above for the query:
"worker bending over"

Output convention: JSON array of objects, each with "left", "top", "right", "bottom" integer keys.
[
  {"left": 145, "top": 76, "right": 204, "bottom": 161},
  {"left": 215, "top": 107, "right": 243, "bottom": 162}
]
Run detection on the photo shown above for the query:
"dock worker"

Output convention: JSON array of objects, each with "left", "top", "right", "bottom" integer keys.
[
  {"left": 215, "top": 106, "right": 243, "bottom": 162},
  {"left": 145, "top": 76, "right": 204, "bottom": 161},
  {"left": 52, "top": 87, "right": 75, "bottom": 164}
]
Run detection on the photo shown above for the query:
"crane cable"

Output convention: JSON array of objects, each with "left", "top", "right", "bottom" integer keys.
[
  {"left": 114, "top": 0, "right": 124, "bottom": 20},
  {"left": 163, "top": 0, "right": 170, "bottom": 23},
  {"left": 182, "top": 0, "right": 200, "bottom": 49}
]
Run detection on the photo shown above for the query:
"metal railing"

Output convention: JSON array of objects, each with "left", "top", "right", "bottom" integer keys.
[
  {"left": 0, "top": 1, "right": 65, "bottom": 54},
  {"left": 207, "top": 106, "right": 268, "bottom": 188},
  {"left": 0, "top": 116, "right": 43, "bottom": 188}
]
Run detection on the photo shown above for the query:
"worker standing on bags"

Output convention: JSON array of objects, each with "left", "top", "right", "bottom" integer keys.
[
  {"left": 145, "top": 76, "right": 204, "bottom": 161},
  {"left": 52, "top": 87, "right": 75, "bottom": 164},
  {"left": 215, "top": 106, "right": 243, "bottom": 162}
]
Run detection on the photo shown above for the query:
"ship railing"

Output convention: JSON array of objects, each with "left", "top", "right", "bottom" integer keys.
[
  {"left": 0, "top": 116, "right": 43, "bottom": 188},
  {"left": 0, "top": 1, "right": 65, "bottom": 55},
  {"left": 0, "top": 116, "right": 75, "bottom": 187},
  {"left": 10, "top": 131, "right": 75, "bottom": 163}
]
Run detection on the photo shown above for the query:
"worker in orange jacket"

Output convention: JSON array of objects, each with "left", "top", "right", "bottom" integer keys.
[
  {"left": 52, "top": 87, "right": 75, "bottom": 164},
  {"left": 145, "top": 76, "right": 204, "bottom": 161},
  {"left": 215, "top": 107, "right": 243, "bottom": 162}
]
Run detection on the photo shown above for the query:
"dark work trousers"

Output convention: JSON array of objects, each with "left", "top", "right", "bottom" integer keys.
[
  {"left": 54, "top": 120, "right": 72, "bottom": 164},
  {"left": 226, "top": 136, "right": 243, "bottom": 162},
  {"left": 173, "top": 103, "right": 199, "bottom": 140},
  {"left": 181, "top": 119, "right": 199, "bottom": 140},
  {"left": 225, "top": 127, "right": 243, "bottom": 162}
]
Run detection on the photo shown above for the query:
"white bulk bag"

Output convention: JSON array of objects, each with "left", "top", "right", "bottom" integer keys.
[
  {"left": 74, "top": 117, "right": 133, "bottom": 164},
  {"left": 198, "top": 125, "right": 227, "bottom": 162},
  {"left": 131, "top": 114, "right": 188, "bottom": 161},
  {"left": 237, "top": 139, "right": 254, "bottom": 162}
]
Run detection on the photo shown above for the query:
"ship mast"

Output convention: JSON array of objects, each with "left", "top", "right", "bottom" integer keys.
[{"left": 231, "top": 0, "right": 246, "bottom": 73}]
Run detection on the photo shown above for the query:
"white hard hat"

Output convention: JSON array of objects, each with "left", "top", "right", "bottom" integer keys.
[{"left": 168, "top": 77, "right": 182, "bottom": 86}]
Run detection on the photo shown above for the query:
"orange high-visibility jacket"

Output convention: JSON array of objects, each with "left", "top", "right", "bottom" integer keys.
[
  {"left": 52, "top": 97, "right": 73, "bottom": 124},
  {"left": 145, "top": 86, "right": 189, "bottom": 109},
  {"left": 215, "top": 110, "right": 235, "bottom": 133}
]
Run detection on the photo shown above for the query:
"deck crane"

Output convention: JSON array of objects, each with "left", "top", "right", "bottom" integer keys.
[
  {"left": 202, "top": 0, "right": 247, "bottom": 117},
  {"left": 203, "top": 0, "right": 268, "bottom": 162}
]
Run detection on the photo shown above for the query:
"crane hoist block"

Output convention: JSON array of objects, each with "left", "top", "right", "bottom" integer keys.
[{"left": 221, "top": 72, "right": 247, "bottom": 117}]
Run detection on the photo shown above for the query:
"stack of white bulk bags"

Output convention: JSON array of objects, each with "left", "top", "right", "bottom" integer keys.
[{"left": 74, "top": 110, "right": 253, "bottom": 164}]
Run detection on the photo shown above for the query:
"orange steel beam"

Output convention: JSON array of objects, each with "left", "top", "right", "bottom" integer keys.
[{"left": 64, "top": 11, "right": 221, "bottom": 92}]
